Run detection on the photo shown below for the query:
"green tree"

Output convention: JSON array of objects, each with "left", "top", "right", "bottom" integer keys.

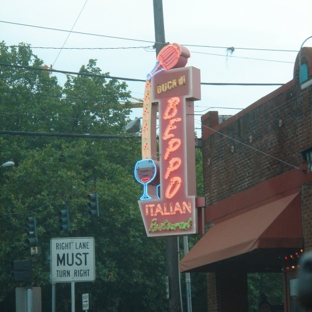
[
  {"left": 248, "top": 273, "right": 283, "bottom": 312},
  {"left": 0, "top": 42, "right": 168, "bottom": 312}
]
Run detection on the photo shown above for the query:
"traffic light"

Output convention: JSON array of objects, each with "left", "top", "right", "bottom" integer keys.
[
  {"left": 25, "top": 217, "right": 38, "bottom": 247},
  {"left": 58, "top": 209, "right": 70, "bottom": 231},
  {"left": 87, "top": 193, "right": 99, "bottom": 217},
  {"left": 12, "top": 259, "right": 32, "bottom": 283}
]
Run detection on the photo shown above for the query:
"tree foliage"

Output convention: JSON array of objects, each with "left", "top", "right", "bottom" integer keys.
[
  {"left": 248, "top": 273, "right": 283, "bottom": 312},
  {"left": 0, "top": 42, "right": 168, "bottom": 312}
]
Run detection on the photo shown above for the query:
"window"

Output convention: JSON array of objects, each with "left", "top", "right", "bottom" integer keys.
[{"left": 300, "top": 63, "right": 308, "bottom": 84}]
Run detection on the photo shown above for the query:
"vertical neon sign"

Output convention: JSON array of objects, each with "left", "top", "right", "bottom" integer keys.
[{"left": 136, "top": 65, "right": 201, "bottom": 237}]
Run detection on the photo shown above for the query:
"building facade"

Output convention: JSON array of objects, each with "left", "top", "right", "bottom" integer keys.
[{"left": 180, "top": 47, "right": 312, "bottom": 311}]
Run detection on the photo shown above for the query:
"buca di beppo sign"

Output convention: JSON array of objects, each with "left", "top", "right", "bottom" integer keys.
[{"left": 134, "top": 43, "right": 201, "bottom": 237}]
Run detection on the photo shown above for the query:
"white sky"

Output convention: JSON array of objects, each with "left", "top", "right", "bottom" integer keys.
[{"left": 1, "top": 0, "right": 312, "bottom": 136}]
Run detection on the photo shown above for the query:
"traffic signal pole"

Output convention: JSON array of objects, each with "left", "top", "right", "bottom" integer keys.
[
  {"left": 26, "top": 287, "right": 33, "bottom": 312},
  {"left": 13, "top": 260, "right": 34, "bottom": 312},
  {"left": 152, "top": 1, "right": 182, "bottom": 311}
]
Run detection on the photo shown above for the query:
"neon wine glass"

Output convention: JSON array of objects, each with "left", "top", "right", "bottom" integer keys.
[{"left": 134, "top": 159, "right": 157, "bottom": 200}]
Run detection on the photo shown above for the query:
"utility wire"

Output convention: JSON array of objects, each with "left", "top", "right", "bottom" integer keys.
[
  {"left": 199, "top": 122, "right": 300, "bottom": 170},
  {"left": 192, "top": 51, "right": 293, "bottom": 64},
  {"left": 11, "top": 45, "right": 294, "bottom": 64},
  {"left": 0, "top": 130, "right": 141, "bottom": 139},
  {"left": 185, "top": 44, "right": 298, "bottom": 53},
  {"left": 200, "top": 82, "right": 283, "bottom": 86},
  {"left": 0, "top": 20, "right": 299, "bottom": 54},
  {"left": 0, "top": 62, "right": 144, "bottom": 82},
  {"left": 53, "top": 0, "right": 89, "bottom": 66},
  {"left": 12, "top": 45, "right": 294, "bottom": 64},
  {"left": 194, "top": 106, "right": 244, "bottom": 113},
  {"left": 0, "top": 62, "right": 284, "bottom": 86},
  {"left": 0, "top": 20, "right": 154, "bottom": 44},
  {"left": 28, "top": 45, "right": 153, "bottom": 50},
  {"left": 2, "top": 86, "right": 305, "bottom": 122}
]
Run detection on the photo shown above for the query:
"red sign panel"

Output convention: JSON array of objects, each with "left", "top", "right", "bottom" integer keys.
[{"left": 138, "top": 67, "right": 201, "bottom": 237}]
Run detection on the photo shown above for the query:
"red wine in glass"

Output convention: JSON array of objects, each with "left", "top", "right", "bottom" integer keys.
[{"left": 134, "top": 159, "right": 157, "bottom": 200}]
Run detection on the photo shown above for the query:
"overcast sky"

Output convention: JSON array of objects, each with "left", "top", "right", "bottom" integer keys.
[{"left": 1, "top": 0, "right": 312, "bottom": 136}]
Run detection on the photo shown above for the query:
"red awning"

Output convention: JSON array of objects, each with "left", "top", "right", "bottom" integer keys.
[{"left": 180, "top": 193, "right": 302, "bottom": 272}]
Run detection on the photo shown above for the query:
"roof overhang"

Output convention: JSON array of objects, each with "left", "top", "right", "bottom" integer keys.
[{"left": 180, "top": 193, "right": 303, "bottom": 272}]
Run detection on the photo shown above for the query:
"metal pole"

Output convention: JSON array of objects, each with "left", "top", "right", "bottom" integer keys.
[
  {"left": 183, "top": 236, "right": 192, "bottom": 312},
  {"left": 153, "top": 0, "right": 166, "bottom": 54},
  {"left": 152, "top": 1, "right": 181, "bottom": 311},
  {"left": 177, "top": 237, "right": 184, "bottom": 312},
  {"left": 52, "top": 283, "right": 56, "bottom": 312},
  {"left": 71, "top": 282, "right": 75, "bottom": 312},
  {"left": 26, "top": 287, "right": 33, "bottom": 312},
  {"left": 166, "top": 236, "right": 182, "bottom": 311}
]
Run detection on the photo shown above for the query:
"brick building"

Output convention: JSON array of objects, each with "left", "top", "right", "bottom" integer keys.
[{"left": 180, "top": 47, "right": 312, "bottom": 311}]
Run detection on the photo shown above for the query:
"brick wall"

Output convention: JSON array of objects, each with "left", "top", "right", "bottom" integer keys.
[
  {"left": 202, "top": 85, "right": 312, "bottom": 206},
  {"left": 301, "top": 181, "right": 312, "bottom": 251},
  {"left": 207, "top": 272, "right": 219, "bottom": 312},
  {"left": 200, "top": 48, "right": 312, "bottom": 312}
]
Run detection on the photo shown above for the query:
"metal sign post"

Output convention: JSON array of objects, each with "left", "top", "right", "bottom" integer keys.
[
  {"left": 71, "top": 282, "right": 75, "bottom": 312},
  {"left": 16, "top": 287, "right": 42, "bottom": 312},
  {"left": 51, "top": 283, "right": 55, "bottom": 312},
  {"left": 26, "top": 287, "right": 33, "bottom": 312}
]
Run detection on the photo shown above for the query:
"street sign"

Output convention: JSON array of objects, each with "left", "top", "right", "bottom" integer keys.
[
  {"left": 50, "top": 237, "right": 95, "bottom": 283},
  {"left": 82, "top": 293, "right": 90, "bottom": 311},
  {"left": 30, "top": 246, "right": 39, "bottom": 255}
]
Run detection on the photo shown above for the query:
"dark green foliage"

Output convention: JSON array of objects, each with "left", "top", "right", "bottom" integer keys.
[
  {"left": 0, "top": 41, "right": 168, "bottom": 311},
  {"left": 195, "top": 147, "right": 204, "bottom": 197},
  {"left": 248, "top": 273, "right": 283, "bottom": 312}
]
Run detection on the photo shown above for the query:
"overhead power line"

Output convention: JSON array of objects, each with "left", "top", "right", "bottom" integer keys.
[
  {"left": 0, "top": 20, "right": 299, "bottom": 54},
  {"left": 0, "top": 20, "right": 154, "bottom": 44},
  {"left": 191, "top": 51, "right": 293, "bottom": 64},
  {"left": 0, "top": 130, "right": 141, "bottom": 139},
  {"left": 200, "top": 122, "right": 300, "bottom": 170},
  {"left": 10, "top": 45, "right": 293, "bottom": 64},
  {"left": 27, "top": 46, "right": 153, "bottom": 50},
  {"left": 200, "top": 82, "right": 282, "bottom": 86},
  {"left": 0, "top": 62, "right": 144, "bottom": 82},
  {"left": 185, "top": 44, "right": 298, "bottom": 53},
  {"left": 8, "top": 44, "right": 293, "bottom": 64},
  {"left": 53, "top": 0, "right": 89, "bottom": 66},
  {"left": 0, "top": 63, "right": 284, "bottom": 86}
]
